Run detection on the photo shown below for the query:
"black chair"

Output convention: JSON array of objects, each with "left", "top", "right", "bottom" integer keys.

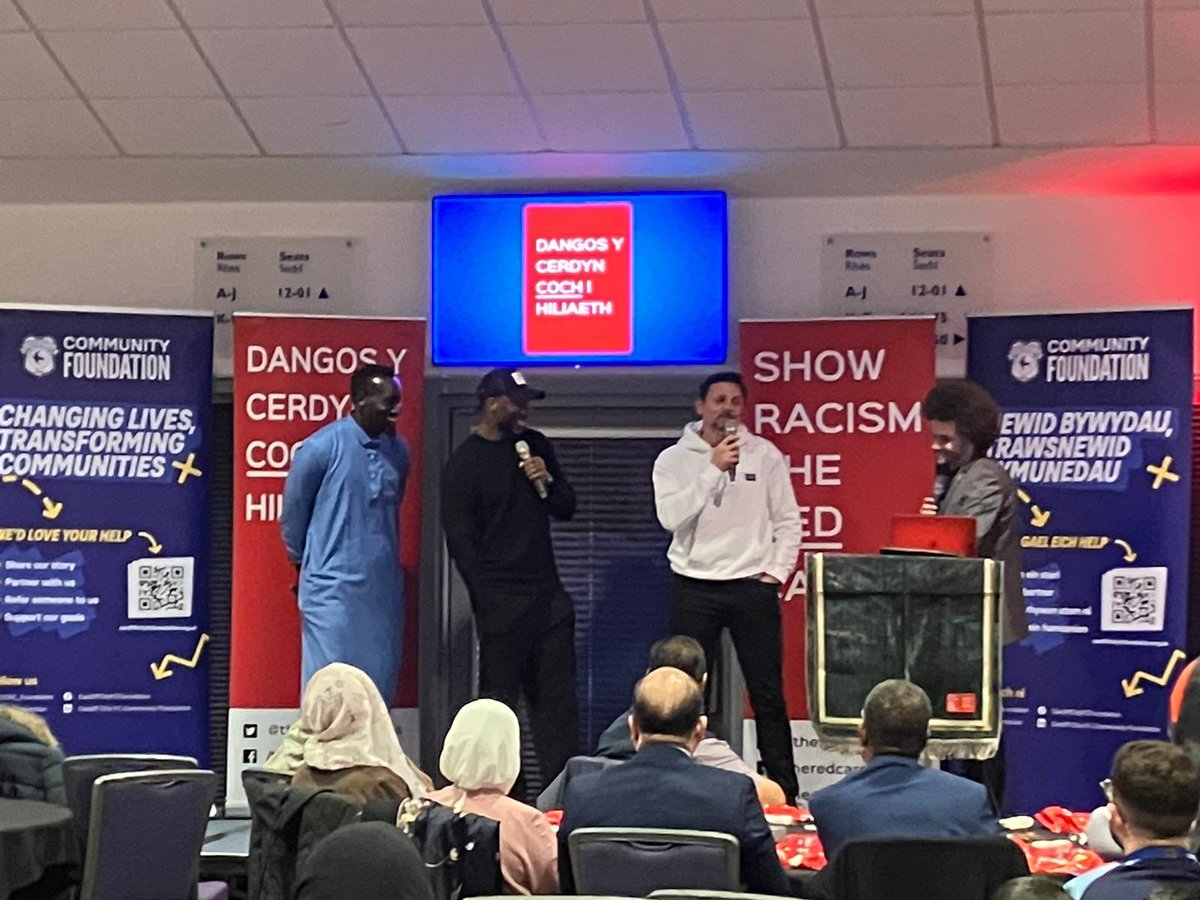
[
  {"left": 825, "top": 836, "right": 1030, "bottom": 900},
  {"left": 80, "top": 769, "right": 225, "bottom": 900},
  {"left": 62, "top": 753, "right": 198, "bottom": 859},
  {"left": 650, "top": 892, "right": 787, "bottom": 900},
  {"left": 568, "top": 828, "right": 740, "bottom": 897}
]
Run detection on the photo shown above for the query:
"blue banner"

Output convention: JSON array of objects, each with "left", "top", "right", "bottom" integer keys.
[
  {"left": 0, "top": 307, "right": 212, "bottom": 762},
  {"left": 968, "top": 308, "right": 1192, "bottom": 813}
]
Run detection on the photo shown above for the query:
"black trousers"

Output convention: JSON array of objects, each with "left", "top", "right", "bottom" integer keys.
[
  {"left": 477, "top": 590, "right": 579, "bottom": 796},
  {"left": 669, "top": 573, "right": 799, "bottom": 802}
]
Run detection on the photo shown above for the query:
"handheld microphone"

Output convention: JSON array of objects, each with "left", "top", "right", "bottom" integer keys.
[
  {"left": 723, "top": 420, "right": 738, "bottom": 482},
  {"left": 515, "top": 440, "right": 547, "bottom": 499},
  {"left": 932, "top": 470, "right": 950, "bottom": 510}
]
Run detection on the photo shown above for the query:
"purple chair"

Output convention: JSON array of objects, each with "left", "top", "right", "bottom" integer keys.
[
  {"left": 62, "top": 753, "right": 198, "bottom": 859},
  {"left": 568, "top": 828, "right": 740, "bottom": 897},
  {"left": 79, "top": 768, "right": 227, "bottom": 900}
]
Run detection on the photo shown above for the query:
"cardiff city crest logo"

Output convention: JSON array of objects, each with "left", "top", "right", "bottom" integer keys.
[
  {"left": 20, "top": 335, "right": 59, "bottom": 377},
  {"left": 1007, "top": 340, "right": 1043, "bottom": 383}
]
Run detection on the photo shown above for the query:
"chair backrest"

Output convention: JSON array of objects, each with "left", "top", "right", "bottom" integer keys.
[
  {"left": 80, "top": 768, "right": 217, "bottom": 900},
  {"left": 828, "top": 836, "right": 1030, "bottom": 900},
  {"left": 650, "top": 892, "right": 786, "bottom": 900},
  {"left": 63, "top": 753, "right": 198, "bottom": 856},
  {"left": 569, "top": 828, "right": 740, "bottom": 897}
]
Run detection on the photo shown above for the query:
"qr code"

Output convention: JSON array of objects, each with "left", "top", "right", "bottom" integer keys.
[
  {"left": 126, "top": 556, "right": 194, "bottom": 619},
  {"left": 1101, "top": 566, "right": 1167, "bottom": 632}
]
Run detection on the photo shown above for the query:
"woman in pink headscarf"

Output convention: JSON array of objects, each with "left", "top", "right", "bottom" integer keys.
[
  {"left": 289, "top": 663, "right": 431, "bottom": 804},
  {"left": 427, "top": 700, "right": 558, "bottom": 895}
]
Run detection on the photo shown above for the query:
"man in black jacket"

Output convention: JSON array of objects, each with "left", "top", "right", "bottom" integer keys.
[
  {"left": 441, "top": 368, "right": 578, "bottom": 790},
  {"left": 558, "top": 667, "right": 790, "bottom": 895}
]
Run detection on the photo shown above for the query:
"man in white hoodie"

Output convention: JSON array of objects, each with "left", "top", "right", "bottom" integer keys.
[{"left": 652, "top": 371, "right": 802, "bottom": 803}]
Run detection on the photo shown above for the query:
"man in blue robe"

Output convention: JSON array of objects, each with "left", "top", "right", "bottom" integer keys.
[{"left": 281, "top": 364, "right": 408, "bottom": 697}]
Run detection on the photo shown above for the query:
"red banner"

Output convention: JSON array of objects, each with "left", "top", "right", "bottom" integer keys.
[
  {"left": 739, "top": 317, "right": 935, "bottom": 717},
  {"left": 229, "top": 315, "right": 425, "bottom": 712}
]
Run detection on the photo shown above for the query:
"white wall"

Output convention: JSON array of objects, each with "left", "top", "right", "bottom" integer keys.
[{"left": 0, "top": 195, "right": 1195, "bottom": 365}]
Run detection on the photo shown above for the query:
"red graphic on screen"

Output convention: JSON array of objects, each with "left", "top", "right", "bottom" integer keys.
[{"left": 523, "top": 202, "right": 633, "bottom": 355}]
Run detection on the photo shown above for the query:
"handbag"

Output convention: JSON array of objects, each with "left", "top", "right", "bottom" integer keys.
[{"left": 396, "top": 797, "right": 501, "bottom": 900}]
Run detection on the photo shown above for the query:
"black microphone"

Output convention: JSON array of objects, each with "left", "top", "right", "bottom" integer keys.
[
  {"left": 515, "top": 440, "right": 547, "bottom": 499},
  {"left": 724, "top": 420, "right": 738, "bottom": 482},
  {"left": 932, "top": 469, "right": 950, "bottom": 510}
]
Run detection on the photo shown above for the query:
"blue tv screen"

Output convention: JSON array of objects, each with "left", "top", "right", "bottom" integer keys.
[{"left": 431, "top": 190, "right": 727, "bottom": 366}]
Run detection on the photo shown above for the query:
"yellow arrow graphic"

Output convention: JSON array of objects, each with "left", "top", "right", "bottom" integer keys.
[
  {"left": 1016, "top": 488, "right": 1051, "bottom": 528},
  {"left": 2, "top": 473, "right": 63, "bottom": 519},
  {"left": 150, "top": 633, "right": 210, "bottom": 681},
  {"left": 1114, "top": 539, "right": 1137, "bottom": 563},
  {"left": 137, "top": 531, "right": 162, "bottom": 554},
  {"left": 1122, "top": 649, "right": 1187, "bottom": 699}
]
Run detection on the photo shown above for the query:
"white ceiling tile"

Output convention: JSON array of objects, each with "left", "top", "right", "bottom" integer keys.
[
  {"left": 822, "top": 15, "right": 982, "bottom": 87},
  {"left": 1156, "top": 81, "right": 1200, "bottom": 142},
  {"left": 20, "top": 0, "right": 175, "bottom": 30},
  {"left": 685, "top": 89, "right": 837, "bottom": 149},
  {"left": 0, "top": 33, "right": 75, "bottom": 98},
  {"left": 815, "top": 0, "right": 970, "bottom": 14},
  {"left": 659, "top": 20, "right": 825, "bottom": 90},
  {"left": 987, "top": 11, "right": 1144, "bottom": 84},
  {"left": 0, "top": 1, "right": 27, "bottom": 30},
  {"left": 1154, "top": 11, "right": 1200, "bottom": 81},
  {"left": 986, "top": 0, "right": 1139, "bottom": 10},
  {"left": 384, "top": 95, "right": 541, "bottom": 152},
  {"left": 176, "top": 0, "right": 332, "bottom": 28},
  {"left": 238, "top": 96, "right": 399, "bottom": 154},
  {"left": 196, "top": 28, "right": 368, "bottom": 97},
  {"left": 347, "top": 26, "right": 516, "bottom": 94},
  {"left": 93, "top": 98, "right": 257, "bottom": 154},
  {"left": 504, "top": 23, "right": 669, "bottom": 93},
  {"left": 650, "top": 0, "right": 806, "bottom": 20},
  {"left": 327, "top": 0, "right": 488, "bottom": 26},
  {"left": 838, "top": 85, "right": 991, "bottom": 146},
  {"left": 491, "top": 0, "right": 644, "bottom": 23},
  {"left": 0, "top": 99, "right": 116, "bottom": 155},
  {"left": 534, "top": 92, "right": 688, "bottom": 151},
  {"left": 45, "top": 31, "right": 220, "bottom": 98},
  {"left": 996, "top": 83, "right": 1149, "bottom": 144}
]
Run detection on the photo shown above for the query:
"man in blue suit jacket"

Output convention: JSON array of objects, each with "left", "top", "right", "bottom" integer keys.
[
  {"left": 809, "top": 679, "right": 1000, "bottom": 860},
  {"left": 558, "top": 667, "right": 790, "bottom": 896}
]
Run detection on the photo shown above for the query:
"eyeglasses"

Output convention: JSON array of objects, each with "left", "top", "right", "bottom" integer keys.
[{"left": 1099, "top": 778, "right": 1114, "bottom": 801}]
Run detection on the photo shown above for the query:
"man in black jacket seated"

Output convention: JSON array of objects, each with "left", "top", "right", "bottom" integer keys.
[
  {"left": 558, "top": 667, "right": 790, "bottom": 896},
  {"left": 594, "top": 635, "right": 787, "bottom": 807}
]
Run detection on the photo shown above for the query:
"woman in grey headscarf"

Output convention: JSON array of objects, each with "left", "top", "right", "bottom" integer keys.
[{"left": 427, "top": 700, "right": 558, "bottom": 895}]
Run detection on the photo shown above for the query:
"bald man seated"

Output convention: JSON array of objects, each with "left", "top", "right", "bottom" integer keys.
[{"left": 557, "top": 667, "right": 791, "bottom": 896}]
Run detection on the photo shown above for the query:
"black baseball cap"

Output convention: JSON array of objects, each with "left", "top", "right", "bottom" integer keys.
[{"left": 476, "top": 368, "right": 546, "bottom": 404}]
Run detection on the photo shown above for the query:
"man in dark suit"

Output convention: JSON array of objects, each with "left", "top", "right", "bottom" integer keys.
[
  {"left": 808, "top": 679, "right": 1000, "bottom": 860},
  {"left": 558, "top": 667, "right": 790, "bottom": 896}
]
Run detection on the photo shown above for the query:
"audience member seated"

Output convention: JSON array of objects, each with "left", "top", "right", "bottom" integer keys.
[
  {"left": 808, "top": 679, "right": 999, "bottom": 860},
  {"left": 0, "top": 704, "right": 66, "bottom": 804},
  {"left": 285, "top": 663, "right": 431, "bottom": 804},
  {"left": 1064, "top": 741, "right": 1200, "bottom": 900},
  {"left": 296, "top": 821, "right": 434, "bottom": 900},
  {"left": 558, "top": 667, "right": 790, "bottom": 896},
  {"left": 993, "top": 875, "right": 1072, "bottom": 899},
  {"left": 427, "top": 699, "right": 558, "bottom": 895},
  {"left": 594, "top": 635, "right": 787, "bottom": 807}
]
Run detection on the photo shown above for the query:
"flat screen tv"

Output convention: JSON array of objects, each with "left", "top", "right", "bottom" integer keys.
[{"left": 431, "top": 190, "right": 727, "bottom": 366}]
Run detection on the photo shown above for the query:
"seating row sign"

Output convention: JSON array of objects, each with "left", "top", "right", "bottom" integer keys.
[{"left": 820, "top": 231, "right": 993, "bottom": 373}]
